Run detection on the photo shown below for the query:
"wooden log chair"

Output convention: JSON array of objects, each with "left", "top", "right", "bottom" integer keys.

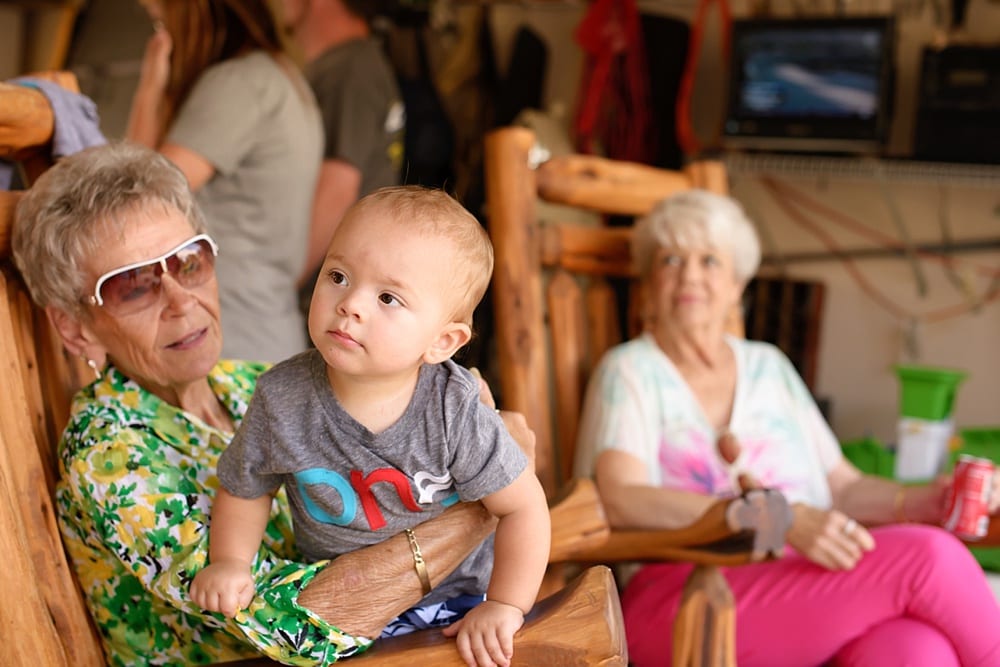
[
  {"left": 0, "top": 75, "right": 627, "bottom": 666},
  {"left": 483, "top": 126, "right": 799, "bottom": 667}
]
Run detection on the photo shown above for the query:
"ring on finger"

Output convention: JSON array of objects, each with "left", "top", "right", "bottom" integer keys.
[{"left": 842, "top": 518, "right": 858, "bottom": 536}]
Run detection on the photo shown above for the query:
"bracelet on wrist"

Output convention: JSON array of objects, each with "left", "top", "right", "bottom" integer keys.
[
  {"left": 893, "top": 485, "right": 910, "bottom": 523},
  {"left": 484, "top": 598, "right": 528, "bottom": 616},
  {"left": 404, "top": 528, "right": 432, "bottom": 596}
]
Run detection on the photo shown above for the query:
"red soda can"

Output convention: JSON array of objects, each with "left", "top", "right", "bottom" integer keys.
[{"left": 942, "top": 454, "right": 994, "bottom": 539}]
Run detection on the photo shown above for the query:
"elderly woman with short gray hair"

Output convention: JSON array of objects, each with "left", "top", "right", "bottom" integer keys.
[
  {"left": 574, "top": 189, "right": 1000, "bottom": 666},
  {"left": 12, "top": 141, "right": 526, "bottom": 666}
]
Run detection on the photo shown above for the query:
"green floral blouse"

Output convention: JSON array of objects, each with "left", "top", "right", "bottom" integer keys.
[{"left": 55, "top": 360, "right": 372, "bottom": 666}]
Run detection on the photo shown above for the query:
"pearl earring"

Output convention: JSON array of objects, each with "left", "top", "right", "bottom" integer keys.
[{"left": 84, "top": 357, "right": 102, "bottom": 380}]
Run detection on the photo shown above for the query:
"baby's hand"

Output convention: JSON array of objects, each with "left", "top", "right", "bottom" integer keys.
[
  {"left": 443, "top": 600, "right": 525, "bottom": 667},
  {"left": 189, "top": 558, "right": 255, "bottom": 617}
]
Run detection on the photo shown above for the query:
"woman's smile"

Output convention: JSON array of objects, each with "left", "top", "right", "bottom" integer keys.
[{"left": 166, "top": 327, "right": 208, "bottom": 350}]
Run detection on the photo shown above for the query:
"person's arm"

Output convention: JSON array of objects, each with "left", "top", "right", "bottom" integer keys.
[
  {"left": 594, "top": 431, "right": 873, "bottom": 572},
  {"left": 788, "top": 373, "right": 936, "bottom": 530},
  {"left": 441, "top": 469, "right": 550, "bottom": 667},
  {"left": 297, "top": 500, "right": 499, "bottom": 638},
  {"left": 126, "top": 26, "right": 171, "bottom": 149},
  {"left": 577, "top": 346, "right": 719, "bottom": 531},
  {"left": 189, "top": 489, "right": 271, "bottom": 616},
  {"left": 159, "top": 143, "right": 216, "bottom": 191},
  {"left": 481, "top": 470, "right": 551, "bottom": 614},
  {"left": 595, "top": 449, "right": 718, "bottom": 530},
  {"left": 828, "top": 457, "right": 947, "bottom": 525},
  {"left": 125, "top": 26, "right": 217, "bottom": 191},
  {"left": 297, "top": 159, "right": 361, "bottom": 287}
]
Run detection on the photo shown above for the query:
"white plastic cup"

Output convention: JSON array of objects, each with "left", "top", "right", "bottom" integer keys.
[{"left": 894, "top": 417, "right": 954, "bottom": 482}]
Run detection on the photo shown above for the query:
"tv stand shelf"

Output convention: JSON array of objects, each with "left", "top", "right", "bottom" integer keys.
[{"left": 722, "top": 152, "right": 1000, "bottom": 187}]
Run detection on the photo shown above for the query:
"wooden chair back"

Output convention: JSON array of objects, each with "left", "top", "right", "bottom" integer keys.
[
  {"left": 484, "top": 126, "right": 735, "bottom": 498},
  {"left": 0, "top": 75, "right": 106, "bottom": 667}
]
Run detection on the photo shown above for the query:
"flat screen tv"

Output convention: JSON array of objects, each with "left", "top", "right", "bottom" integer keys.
[{"left": 722, "top": 16, "right": 896, "bottom": 155}]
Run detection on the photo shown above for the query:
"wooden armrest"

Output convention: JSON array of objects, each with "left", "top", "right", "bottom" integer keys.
[
  {"left": 548, "top": 477, "right": 611, "bottom": 562},
  {"left": 0, "top": 71, "right": 80, "bottom": 184},
  {"left": 0, "top": 82, "right": 56, "bottom": 160},
  {"left": 214, "top": 483, "right": 623, "bottom": 667},
  {"left": 218, "top": 565, "right": 626, "bottom": 666},
  {"left": 554, "top": 487, "right": 791, "bottom": 567}
]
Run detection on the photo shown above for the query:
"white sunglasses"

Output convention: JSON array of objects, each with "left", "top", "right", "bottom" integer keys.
[{"left": 88, "top": 234, "right": 219, "bottom": 315}]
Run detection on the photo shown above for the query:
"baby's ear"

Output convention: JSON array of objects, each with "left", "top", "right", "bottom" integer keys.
[{"left": 424, "top": 321, "right": 472, "bottom": 364}]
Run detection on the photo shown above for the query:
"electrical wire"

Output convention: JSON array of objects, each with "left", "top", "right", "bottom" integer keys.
[
  {"left": 873, "top": 164, "right": 928, "bottom": 297},
  {"left": 764, "top": 177, "right": 1000, "bottom": 279},
  {"left": 758, "top": 176, "right": 1000, "bottom": 325}
]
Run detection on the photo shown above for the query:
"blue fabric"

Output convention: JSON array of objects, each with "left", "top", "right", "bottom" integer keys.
[
  {"left": 1, "top": 77, "right": 106, "bottom": 191},
  {"left": 0, "top": 160, "right": 13, "bottom": 190},
  {"left": 11, "top": 77, "right": 106, "bottom": 158},
  {"left": 379, "top": 594, "right": 485, "bottom": 638}
]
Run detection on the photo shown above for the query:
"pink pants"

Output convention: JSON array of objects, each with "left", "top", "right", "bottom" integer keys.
[{"left": 623, "top": 524, "right": 1000, "bottom": 667}]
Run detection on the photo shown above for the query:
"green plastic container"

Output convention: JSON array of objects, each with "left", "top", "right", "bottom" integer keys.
[
  {"left": 895, "top": 365, "right": 967, "bottom": 420},
  {"left": 841, "top": 437, "right": 896, "bottom": 478},
  {"left": 956, "top": 427, "right": 1000, "bottom": 461}
]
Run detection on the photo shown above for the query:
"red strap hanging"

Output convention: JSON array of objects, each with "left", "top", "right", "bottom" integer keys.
[
  {"left": 573, "top": 0, "right": 653, "bottom": 164},
  {"left": 675, "top": 0, "right": 733, "bottom": 158}
]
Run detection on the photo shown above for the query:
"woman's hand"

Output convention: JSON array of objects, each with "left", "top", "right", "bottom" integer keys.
[
  {"left": 471, "top": 368, "right": 536, "bottom": 471},
  {"left": 906, "top": 475, "right": 951, "bottom": 523},
  {"left": 126, "top": 22, "right": 173, "bottom": 147},
  {"left": 787, "top": 504, "right": 875, "bottom": 570},
  {"left": 914, "top": 468, "right": 999, "bottom": 519},
  {"left": 990, "top": 468, "right": 1000, "bottom": 514},
  {"left": 138, "top": 23, "right": 172, "bottom": 96},
  {"left": 471, "top": 368, "right": 496, "bottom": 410}
]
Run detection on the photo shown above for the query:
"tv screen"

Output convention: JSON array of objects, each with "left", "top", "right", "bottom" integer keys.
[{"left": 723, "top": 16, "right": 896, "bottom": 154}]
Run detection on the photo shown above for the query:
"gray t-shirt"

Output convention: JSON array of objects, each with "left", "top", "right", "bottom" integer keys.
[
  {"left": 218, "top": 350, "right": 527, "bottom": 604},
  {"left": 168, "top": 51, "right": 323, "bottom": 363},
  {"left": 305, "top": 37, "right": 404, "bottom": 197}
]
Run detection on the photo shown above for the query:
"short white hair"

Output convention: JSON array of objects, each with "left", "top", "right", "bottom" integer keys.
[
  {"left": 13, "top": 142, "right": 206, "bottom": 313},
  {"left": 632, "top": 189, "right": 761, "bottom": 283}
]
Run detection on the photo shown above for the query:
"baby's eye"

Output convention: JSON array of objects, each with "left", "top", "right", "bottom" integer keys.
[
  {"left": 378, "top": 292, "right": 401, "bottom": 306},
  {"left": 327, "top": 270, "right": 348, "bottom": 286}
]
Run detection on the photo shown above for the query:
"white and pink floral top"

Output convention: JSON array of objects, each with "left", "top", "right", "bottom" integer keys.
[{"left": 575, "top": 333, "right": 841, "bottom": 508}]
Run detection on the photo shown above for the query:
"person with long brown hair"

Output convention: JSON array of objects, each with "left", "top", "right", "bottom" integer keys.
[{"left": 128, "top": 0, "right": 323, "bottom": 363}]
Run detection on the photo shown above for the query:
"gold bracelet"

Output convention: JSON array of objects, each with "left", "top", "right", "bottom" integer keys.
[
  {"left": 404, "top": 528, "right": 432, "bottom": 596},
  {"left": 893, "top": 485, "right": 909, "bottom": 523}
]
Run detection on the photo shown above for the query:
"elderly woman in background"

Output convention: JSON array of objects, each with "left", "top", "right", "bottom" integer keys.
[
  {"left": 574, "top": 189, "right": 1000, "bottom": 667},
  {"left": 12, "top": 142, "right": 528, "bottom": 666},
  {"left": 127, "top": 0, "right": 322, "bottom": 362}
]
